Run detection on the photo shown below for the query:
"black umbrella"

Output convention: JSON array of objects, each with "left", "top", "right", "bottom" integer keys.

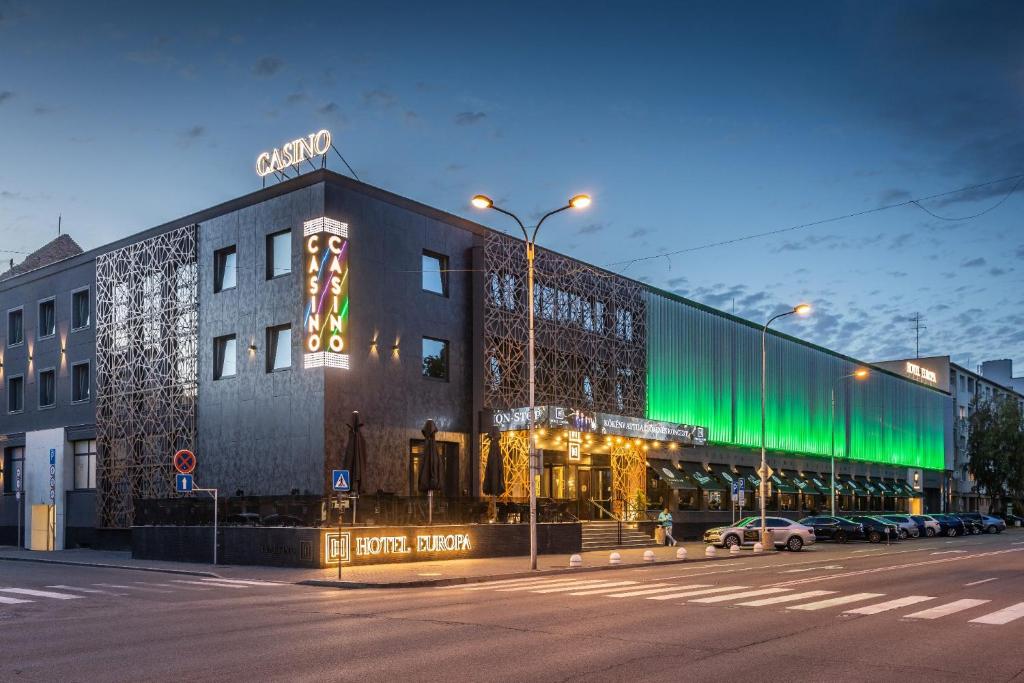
[
  {"left": 482, "top": 426, "right": 506, "bottom": 497},
  {"left": 341, "top": 411, "right": 367, "bottom": 522},
  {"left": 418, "top": 419, "right": 443, "bottom": 524}
]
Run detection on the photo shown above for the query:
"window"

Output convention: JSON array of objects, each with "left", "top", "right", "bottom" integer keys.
[
  {"left": 38, "top": 298, "right": 55, "bottom": 337},
  {"left": 73, "top": 439, "right": 97, "bottom": 490},
  {"left": 7, "top": 375, "right": 23, "bottom": 413},
  {"left": 767, "top": 518, "right": 791, "bottom": 528},
  {"left": 266, "top": 324, "right": 291, "bottom": 372},
  {"left": 38, "top": 368, "right": 55, "bottom": 408},
  {"left": 214, "top": 246, "right": 237, "bottom": 292},
  {"left": 959, "top": 374, "right": 966, "bottom": 392},
  {"left": 112, "top": 283, "right": 130, "bottom": 350},
  {"left": 213, "top": 334, "right": 237, "bottom": 379},
  {"left": 422, "top": 337, "right": 449, "bottom": 380},
  {"left": 968, "top": 377, "right": 975, "bottom": 393},
  {"left": 7, "top": 308, "right": 23, "bottom": 346},
  {"left": 266, "top": 230, "right": 291, "bottom": 279},
  {"left": 408, "top": 440, "right": 460, "bottom": 498},
  {"left": 422, "top": 251, "right": 448, "bottom": 296},
  {"left": 71, "top": 288, "right": 90, "bottom": 329},
  {"left": 71, "top": 362, "right": 90, "bottom": 402},
  {"left": 677, "top": 489, "right": 700, "bottom": 511},
  {"left": 2, "top": 447, "right": 25, "bottom": 493}
]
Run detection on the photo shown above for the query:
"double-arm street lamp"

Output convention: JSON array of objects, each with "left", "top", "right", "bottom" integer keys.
[
  {"left": 760, "top": 303, "right": 811, "bottom": 551},
  {"left": 471, "top": 192, "right": 591, "bottom": 570},
  {"left": 830, "top": 368, "right": 869, "bottom": 516}
]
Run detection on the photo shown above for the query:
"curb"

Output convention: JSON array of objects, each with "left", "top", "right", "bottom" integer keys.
[{"left": 0, "top": 555, "right": 220, "bottom": 578}]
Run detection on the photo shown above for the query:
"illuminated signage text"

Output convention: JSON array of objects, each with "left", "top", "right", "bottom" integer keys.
[
  {"left": 324, "top": 531, "right": 472, "bottom": 565},
  {"left": 906, "top": 361, "right": 937, "bottom": 385},
  {"left": 303, "top": 217, "right": 350, "bottom": 369},
  {"left": 256, "top": 130, "right": 331, "bottom": 177}
]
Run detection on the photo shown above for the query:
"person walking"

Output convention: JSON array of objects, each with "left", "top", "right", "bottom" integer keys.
[{"left": 657, "top": 507, "right": 676, "bottom": 546}]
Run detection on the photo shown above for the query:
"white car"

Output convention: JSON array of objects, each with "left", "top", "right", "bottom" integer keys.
[
  {"left": 910, "top": 515, "right": 942, "bottom": 537},
  {"left": 703, "top": 516, "right": 816, "bottom": 551}
]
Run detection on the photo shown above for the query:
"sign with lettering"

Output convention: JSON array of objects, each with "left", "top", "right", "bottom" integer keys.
[
  {"left": 324, "top": 530, "right": 473, "bottom": 565},
  {"left": 256, "top": 130, "right": 331, "bottom": 177},
  {"left": 490, "top": 406, "right": 707, "bottom": 446},
  {"left": 567, "top": 431, "right": 582, "bottom": 461},
  {"left": 905, "top": 361, "right": 938, "bottom": 385},
  {"left": 303, "top": 217, "right": 350, "bottom": 369}
]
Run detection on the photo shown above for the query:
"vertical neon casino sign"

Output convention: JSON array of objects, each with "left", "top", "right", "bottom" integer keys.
[{"left": 303, "top": 217, "right": 350, "bottom": 369}]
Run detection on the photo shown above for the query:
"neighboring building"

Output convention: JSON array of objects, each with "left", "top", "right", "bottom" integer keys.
[
  {"left": 873, "top": 355, "right": 1024, "bottom": 513},
  {"left": 980, "top": 359, "right": 1024, "bottom": 398},
  {"left": 1, "top": 168, "right": 950, "bottom": 551}
]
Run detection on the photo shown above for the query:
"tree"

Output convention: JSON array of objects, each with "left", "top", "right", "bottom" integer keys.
[{"left": 967, "top": 395, "right": 1024, "bottom": 515}]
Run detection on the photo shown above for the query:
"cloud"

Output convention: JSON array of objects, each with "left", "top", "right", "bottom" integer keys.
[
  {"left": 0, "top": 190, "right": 22, "bottom": 200},
  {"left": 252, "top": 56, "right": 284, "bottom": 77},
  {"left": 33, "top": 105, "right": 52, "bottom": 115},
  {"left": 961, "top": 257, "right": 986, "bottom": 268},
  {"left": 665, "top": 276, "right": 687, "bottom": 287},
  {"left": 0, "top": 91, "right": 13, "bottom": 105},
  {"left": 888, "top": 233, "right": 913, "bottom": 249},
  {"left": 454, "top": 111, "right": 486, "bottom": 126},
  {"left": 362, "top": 89, "right": 396, "bottom": 108},
  {"left": 576, "top": 223, "right": 604, "bottom": 235},
  {"left": 404, "top": 110, "right": 419, "bottom": 122},
  {"left": 879, "top": 188, "right": 911, "bottom": 205},
  {"left": 1015, "top": 244, "right": 1024, "bottom": 259},
  {"left": 445, "top": 163, "right": 464, "bottom": 172},
  {"left": 178, "top": 125, "right": 205, "bottom": 147},
  {"left": 285, "top": 92, "right": 307, "bottom": 105},
  {"left": 317, "top": 101, "right": 339, "bottom": 114},
  {"left": 989, "top": 267, "right": 1010, "bottom": 276},
  {"left": 628, "top": 228, "right": 649, "bottom": 239}
]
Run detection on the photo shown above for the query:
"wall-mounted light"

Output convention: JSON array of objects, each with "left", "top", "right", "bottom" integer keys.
[
  {"left": 248, "top": 344, "right": 257, "bottom": 353},
  {"left": 391, "top": 338, "right": 400, "bottom": 357},
  {"left": 61, "top": 346, "right": 66, "bottom": 355}
]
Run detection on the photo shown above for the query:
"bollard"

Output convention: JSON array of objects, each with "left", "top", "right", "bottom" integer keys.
[
  {"left": 609, "top": 551, "right": 622, "bottom": 565},
  {"left": 752, "top": 542, "right": 764, "bottom": 553},
  {"left": 643, "top": 549, "right": 656, "bottom": 563},
  {"left": 676, "top": 547, "right": 688, "bottom": 560},
  {"left": 729, "top": 544, "right": 740, "bottom": 555},
  {"left": 705, "top": 545, "right": 717, "bottom": 558},
  {"left": 569, "top": 554, "right": 582, "bottom": 568}
]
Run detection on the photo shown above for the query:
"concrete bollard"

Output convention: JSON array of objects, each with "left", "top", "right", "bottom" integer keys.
[
  {"left": 676, "top": 547, "right": 687, "bottom": 560},
  {"left": 753, "top": 542, "right": 764, "bottom": 553},
  {"left": 705, "top": 545, "right": 717, "bottom": 558},
  {"left": 729, "top": 544, "right": 741, "bottom": 555},
  {"left": 569, "top": 554, "right": 582, "bottom": 568},
  {"left": 609, "top": 551, "right": 622, "bottom": 565},
  {"left": 643, "top": 549, "right": 656, "bottom": 563}
]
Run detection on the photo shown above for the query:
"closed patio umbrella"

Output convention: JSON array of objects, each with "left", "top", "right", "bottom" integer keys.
[
  {"left": 482, "top": 426, "right": 506, "bottom": 522},
  {"left": 341, "top": 411, "right": 367, "bottom": 523},
  {"left": 418, "top": 419, "right": 443, "bottom": 524}
]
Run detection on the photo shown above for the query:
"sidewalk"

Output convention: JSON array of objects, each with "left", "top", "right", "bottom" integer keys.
[{"left": 0, "top": 542, "right": 764, "bottom": 588}]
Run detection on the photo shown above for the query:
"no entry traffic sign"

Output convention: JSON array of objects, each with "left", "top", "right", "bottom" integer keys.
[{"left": 173, "top": 449, "right": 196, "bottom": 475}]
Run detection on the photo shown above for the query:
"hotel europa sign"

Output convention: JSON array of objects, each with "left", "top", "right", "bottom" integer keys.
[
  {"left": 303, "top": 217, "right": 350, "bottom": 369},
  {"left": 324, "top": 528, "right": 473, "bottom": 565}
]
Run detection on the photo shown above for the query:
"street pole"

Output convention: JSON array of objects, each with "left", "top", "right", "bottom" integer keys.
[{"left": 831, "top": 385, "right": 836, "bottom": 517}]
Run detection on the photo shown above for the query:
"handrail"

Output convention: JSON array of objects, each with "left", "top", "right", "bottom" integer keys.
[{"left": 588, "top": 499, "right": 622, "bottom": 522}]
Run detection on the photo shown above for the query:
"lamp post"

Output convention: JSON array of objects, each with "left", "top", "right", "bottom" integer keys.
[
  {"left": 760, "top": 303, "right": 811, "bottom": 551},
  {"left": 830, "top": 368, "right": 869, "bottom": 516},
  {"left": 471, "top": 192, "right": 591, "bottom": 570}
]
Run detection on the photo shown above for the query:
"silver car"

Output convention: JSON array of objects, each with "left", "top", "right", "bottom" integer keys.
[
  {"left": 704, "top": 516, "right": 816, "bottom": 552},
  {"left": 880, "top": 514, "right": 920, "bottom": 539},
  {"left": 910, "top": 515, "right": 943, "bottom": 538}
]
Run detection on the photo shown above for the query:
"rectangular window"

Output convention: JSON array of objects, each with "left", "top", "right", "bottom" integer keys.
[
  {"left": 73, "top": 439, "right": 97, "bottom": 490},
  {"left": 71, "top": 362, "right": 90, "bottom": 402},
  {"left": 38, "top": 368, "right": 55, "bottom": 408},
  {"left": 266, "top": 324, "right": 292, "bottom": 372},
  {"left": 214, "top": 246, "right": 237, "bottom": 292},
  {"left": 38, "top": 298, "right": 55, "bottom": 337},
  {"left": 71, "top": 288, "right": 90, "bottom": 329},
  {"left": 3, "top": 446, "right": 25, "bottom": 493},
  {"left": 959, "top": 374, "right": 966, "bottom": 392},
  {"left": 422, "top": 337, "right": 449, "bottom": 380},
  {"left": 968, "top": 377, "right": 975, "bottom": 393},
  {"left": 213, "top": 334, "right": 237, "bottom": 380},
  {"left": 422, "top": 251, "right": 448, "bottom": 296},
  {"left": 266, "top": 230, "right": 291, "bottom": 279},
  {"left": 7, "top": 375, "right": 23, "bottom": 413},
  {"left": 7, "top": 308, "right": 23, "bottom": 346}
]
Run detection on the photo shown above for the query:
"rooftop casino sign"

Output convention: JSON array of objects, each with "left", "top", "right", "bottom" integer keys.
[{"left": 303, "top": 217, "right": 350, "bottom": 369}]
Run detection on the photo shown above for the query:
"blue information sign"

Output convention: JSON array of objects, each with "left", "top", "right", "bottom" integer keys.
[
  {"left": 176, "top": 473, "right": 194, "bottom": 493},
  {"left": 731, "top": 480, "right": 739, "bottom": 496},
  {"left": 49, "top": 448, "right": 56, "bottom": 466},
  {"left": 332, "top": 469, "right": 351, "bottom": 492}
]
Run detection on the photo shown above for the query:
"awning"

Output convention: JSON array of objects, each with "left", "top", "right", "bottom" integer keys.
[
  {"left": 792, "top": 476, "right": 821, "bottom": 495},
  {"left": 711, "top": 465, "right": 741, "bottom": 488},
  {"left": 652, "top": 464, "right": 698, "bottom": 491},
  {"left": 858, "top": 477, "right": 878, "bottom": 494},
  {"left": 894, "top": 481, "right": 925, "bottom": 497},
  {"left": 769, "top": 474, "right": 798, "bottom": 494},
  {"left": 843, "top": 476, "right": 864, "bottom": 494},
  {"left": 687, "top": 467, "right": 725, "bottom": 491},
  {"left": 874, "top": 479, "right": 893, "bottom": 495},
  {"left": 811, "top": 476, "right": 832, "bottom": 494}
]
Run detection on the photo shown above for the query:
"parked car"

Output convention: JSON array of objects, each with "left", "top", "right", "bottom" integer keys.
[
  {"left": 798, "top": 516, "right": 864, "bottom": 543},
  {"left": 929, "top": 513, "right": 966, "bottom": 537},
  {"left": 981, "top": 515, "right": 1007, "bottom": 534},
  {"left": 260, "top": 514, "right": 306, "bottom": 527},
  {"left": 879, "top": 514, "right": 920, "bottom": 540},
  {"left": 910, "top": 514, "right": 943, "bottom": 538},
  {"left": 997, "top": 513, "right": 1023, "bottom": 527},
  {"left": 954, "top": 514, "right": 985, "bottom": 535},
  {"left": 847, "top": 515, "right": 900, "bottom": 543},
  {"left": 704, "top": 516, "right": 816, "bottom": 551}
]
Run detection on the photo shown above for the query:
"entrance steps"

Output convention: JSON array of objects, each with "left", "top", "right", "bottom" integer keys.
[{"left": 581, "top": 520, "right": 658, "bottom": 551}]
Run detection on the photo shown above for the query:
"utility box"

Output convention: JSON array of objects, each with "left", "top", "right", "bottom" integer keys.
[{"left": 29, "top": 504, "right": 55, "bottom": 551}]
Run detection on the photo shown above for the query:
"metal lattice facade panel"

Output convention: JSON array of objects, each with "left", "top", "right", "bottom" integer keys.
[
  {"left": 482, "top": 232, "right": 646, "bottom": 415},
  {"left": 95, "top": 225, "right": 198, "bottom": 528}
]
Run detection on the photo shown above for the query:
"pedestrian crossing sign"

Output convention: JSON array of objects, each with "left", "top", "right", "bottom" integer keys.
[{"left": 332, "top": 469, "right": 351, "bottom": 492}]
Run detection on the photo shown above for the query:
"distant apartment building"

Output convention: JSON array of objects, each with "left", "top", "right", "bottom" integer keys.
[{"left": 980, "top": 359, "right": 1024, "bottom": 397}]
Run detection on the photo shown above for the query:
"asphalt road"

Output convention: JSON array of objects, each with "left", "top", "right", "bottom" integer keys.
[{"left": 2, "top": 531, "right": 1023, "bottom": 682}]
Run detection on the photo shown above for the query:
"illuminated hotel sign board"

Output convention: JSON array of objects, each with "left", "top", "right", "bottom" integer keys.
[
  {"left": 256, "top": 129, "right": 331, "bottom": 177},
  {"left": 490, "top": 406, "right": 707, "bottom": 446},
  {"left": 905, "top": 361, "right": 938, "bottom": 385},
  {"left": 325, "top": 530, "right": 473, "bottom": 565},
  {"left": 303, "top": 217, "right": 350, "bottom": 369}
]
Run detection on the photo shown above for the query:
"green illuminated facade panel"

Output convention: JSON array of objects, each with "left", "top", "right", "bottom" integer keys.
[{"left": 645, "top": 291, "right": 947, "bottom": 470}]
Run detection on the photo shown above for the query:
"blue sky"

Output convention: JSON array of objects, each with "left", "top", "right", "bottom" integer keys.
[{"left": 1, "top": 1, "right": 1022, "bottom": 372}]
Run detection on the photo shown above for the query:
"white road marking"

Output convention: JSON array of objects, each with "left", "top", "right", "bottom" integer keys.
[
  {"left": 969, "top": 602, "right": 1024, "bottom": 625},
  {"left": 1012, "top": 541, "right": 1024, "bottom": 545},
  {"left": 904, "top": 599, "right": 990, "bottom": 620},
  {"left": 134, "top": 582, "right": 178, "bottom": 587},
  {"left": 737, "top": 590, "right": 836, "bottom": 607},
  {"left": 495, "top": 579, "right": 593, "bottom": 592},
  {"left": 844, "top": 595, "right": 934, "bottom": 615},
  {"left": 647, "top": 585, "right": 750, "bottom": 601},
  {"left": 606, "top": 584, "right": 711, "bottom": 598},
  {"left": 788, "top": 593, "right": 884, "bottom": 611},
  {"left": 93, "top": 583, "right": 170, "bottom": 593},
  {"left": 965, "top": 578, "right": 998, "bottom": 587},
  {"left": 565, "top": 582, "right": 644, "bottom": 595},
  {"left": 47, "top": 585, "right": 110, "bottom": 594},
  {"left": 0, "top": 595, "right": 32, "bottom": 604},
  {"left": 442, "top": 577, "right": 546, "bottom": 590},
  {"left": 930, "top": 550, "right": 967, "bottom": 555},
  {"left": 780, "top": 565, "right": 842, "bottom": 573},
  {"left": 0, "top": 588, "right": 83, "bottom": 600},
  {"left": 202, "top": 578, "right": 284, "bottom": 586},
  {"left": 689, "top": 588, "right": 791, "bottom": 604},
  {"left": 457, "top": 577, "right": 577, "bottom": 591},
  {"left": 529, "top": 580, "right": 623, "bottom": 594},
  {"left": 171, "top": 580, "right": 246, "bottom": 589}
]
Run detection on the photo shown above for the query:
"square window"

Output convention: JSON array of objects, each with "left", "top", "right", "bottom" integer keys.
[
  {"left": 422, "top": 337, "right": 449, "bottom": 380},
  {"left": 214, "top": 246, "right": 237, "bottom": 292},
  {"left": 38, "top": 369, "right": 55, "bottom": 407},
  {"left": 7, "top": 376, "right": 23, "bottom": 413},
  {"left": 7, "top": 308, "right": 23, "bottom": 346},
  {"left": 38, "top": 299, "right": 55, "bottom": 337},
  {"left": 72, "top": 289, "right": 90, "bottom": 329},
  {"left": 422, "top": 251, "right": 448, "bottom": 296},
  {"left": 213, "top": 334, "right": 237, "bottom": 380},
  {"left": 266, "top": 324, "right": 292, "bottom": 372},
  {"left": 72, "top": 362, "right": 90, "bottom": 402},
  {"left": 266, "top": 230, "right": 291, "bottom": 279}
]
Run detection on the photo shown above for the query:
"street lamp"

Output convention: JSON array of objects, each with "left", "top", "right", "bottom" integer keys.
[
  {"left": 760, "top": 303, "right": 811, "bottom": 551},
  {"left": 471, "top": 191, "right": 591, "bottom": 570},
  {"left": 830, "top": 368, "right": 869, "bottom": 516}
]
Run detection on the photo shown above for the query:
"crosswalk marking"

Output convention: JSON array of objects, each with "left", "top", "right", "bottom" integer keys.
[
  {"left": 460, "top": 578, "right": 574, "bottom": 591},
  {"left": 47, "top": 585, "right": 110, "bottom": 594},
  {"left": 93, "top": 583, "right": 171, "bottom": 593},
  {"left": 969, "top": 602, "right": 1024, "bottom": 625},
  {"left": 201, "top": 578, "right": 283, "bottom": 586},
  {"left": 607, "top": 584, "right": 711, "bottom": 598},
  {"left": 135, "top": 582, "right": 177, "bottom": 587},
  {"left": 647, "top": 586, "right": 749, "bottom": 601},
  {"left": 529, "top": 581, "right": 636, "bottom": 595},
  {"left": 0, "top": 588, "right": 83, "bottom": 600},
  {"left": 844, "top": 595, "right": 934, "bottom": 615},
  {"left": 0, "top": 595, "right": 32, "bottom": 605},
  {"left": 529, "top": 580, "right": 623, "bottom": 594},
  {"left": 171, "top": 580, "right": 246, "bottom": 589},
  {"left": 905, "top": 599, "right": 990, "bottom": 620},
  {"left": 689, "top": 588, "right": 791, "bottom": 604},
  {"left": 737, "top": 590, "right": 835, "bottom": 607},
  {"left": 788, "top": 593, "right": 884, "bottom": 611},
  {"left": 570, "top": 582, "right": 659, "bottom": 596},
  {"left": 495, "top": 579, "right": 590, "bottom": 593}
]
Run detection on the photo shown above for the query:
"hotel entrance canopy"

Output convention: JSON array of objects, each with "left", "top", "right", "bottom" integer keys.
[{"left": 488, "top": 406, "right": 707, "bottom": 446}]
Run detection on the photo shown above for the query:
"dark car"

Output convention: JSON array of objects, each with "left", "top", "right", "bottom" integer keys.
[
  {"left": 929, "top": 513, "right": 966, "bottom": 537},
  {"left": 847, "top": 515, "right": 900, "bottom": 543},
  {"left": 954, "top": 514, "right": 986, "bottom": 535},
  {"left": 798, "top": 516, "right": 864, "bottom": 543},
  {"left": 957, "top": 512, "right": 1005, "bottom": 534}
]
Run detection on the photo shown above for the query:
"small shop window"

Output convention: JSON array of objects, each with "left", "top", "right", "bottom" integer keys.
[
  {"left": 2, "top": 446, "right": 25, "bottom": 493},
  {"left": 73, "top": 439, "right": 97, "bottom": 490},
  {"left": 779, "top": 492, "right": 797, "bottom": 512},
  {"left": 677, "top": 489, "right": 700, "bottom": 511},
  {"left": 704, "top": 490, "right": 725, "bottom": 512}
]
